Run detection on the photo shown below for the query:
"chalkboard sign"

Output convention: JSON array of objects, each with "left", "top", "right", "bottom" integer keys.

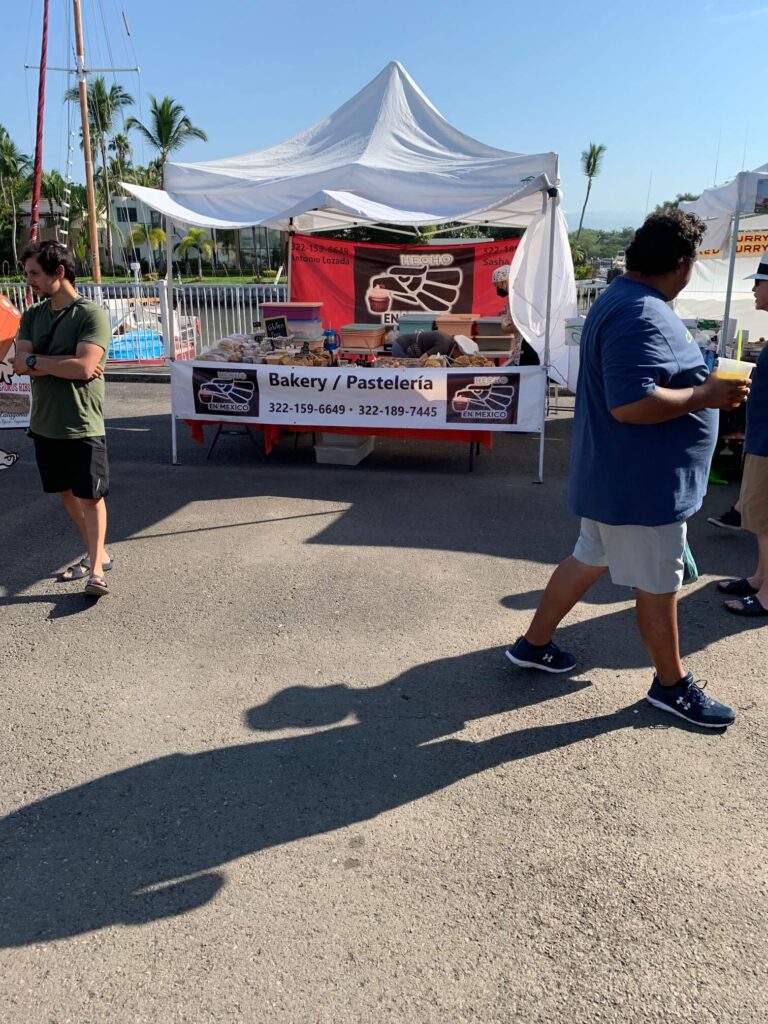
[{"left": 264, "top": 316, "right": 290, "bottom": 340}]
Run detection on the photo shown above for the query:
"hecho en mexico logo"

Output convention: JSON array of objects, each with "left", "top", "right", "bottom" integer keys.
[
  {"left": 192, "top": 367, "right": 259, "bottom": 416},
  {"left": 446, "top": 372, "right": 520, "bottom": 425}
]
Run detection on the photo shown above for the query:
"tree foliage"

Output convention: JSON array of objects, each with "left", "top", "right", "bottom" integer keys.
[
  {"left": 653, "top": 192, "right": 700, "bottom": 213},
  {"left": 576, "top": 142, "right": 607, "bottom": 240},
  {"left": 125, "top": 96, "right": 207, "bottom": 167}
]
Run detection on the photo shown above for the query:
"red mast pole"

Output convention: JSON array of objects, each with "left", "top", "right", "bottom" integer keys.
[{"left": 28, "top": 0, "right": 50, "bottom": 245}]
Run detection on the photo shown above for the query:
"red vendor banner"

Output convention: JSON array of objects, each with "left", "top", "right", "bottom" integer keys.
[{"left": 290, "top": 235, "right": 520, "bottom": 331}]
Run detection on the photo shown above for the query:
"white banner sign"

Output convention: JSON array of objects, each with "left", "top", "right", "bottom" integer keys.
[{"left": 172, "top": 362, "right": 546, "bottom": 433}]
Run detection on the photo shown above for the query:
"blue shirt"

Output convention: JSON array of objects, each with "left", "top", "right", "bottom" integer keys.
[
  {"left": 569, "top": 277, "right": 717, "bottom": 526},
  {"left": 745, "top": 343, "right": 768, "bottom": 457}
]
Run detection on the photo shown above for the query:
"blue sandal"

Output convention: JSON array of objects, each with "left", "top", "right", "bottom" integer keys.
[
  {"left": 724, "top": 595, "right": 768, "bottom": 617},
  {"left": 717, "top": 577, "right": 759, "bottom": 597}
]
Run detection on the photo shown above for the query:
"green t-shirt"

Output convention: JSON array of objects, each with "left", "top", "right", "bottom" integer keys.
[{"left": 19, "top": 297, "right": 110, "bottom": 439}]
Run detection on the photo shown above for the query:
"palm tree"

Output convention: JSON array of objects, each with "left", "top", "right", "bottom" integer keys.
[
  {"left": 130, "top": 223, "right": 167, "bottom": 271},
  {"left": 176, "top": 227, "right": 212, "bottom": 280},
  {"left": 125, "top": 96, "right": 207, "bottom": 169},
  {"left": 68, "top": 183, "right": 107, "bottom": 277},
  {"left": 109, "top": 131, "right": 133, "bottom": 170},
  {"left": 40, "top": 169, "right": 67, "bottom": 240},
  {"left": 123, "top": 159, "right": 162, "bottom": 189},
  {"left": 64, "top": 77, "right": 134, "bottom": 271},
  {"left": 0, "top": 126, "right": 32, "bottom": 269},
  {"left": 576, "top": 142, "right": 606, "bottom": 240}
]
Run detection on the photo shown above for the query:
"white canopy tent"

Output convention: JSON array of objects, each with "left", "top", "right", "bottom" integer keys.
[
  {"left": 122, "top": 61, "right": 576, "bottom": 475},
  {"left": 679, "top": 166, "right": 768, "bottom": 346}
]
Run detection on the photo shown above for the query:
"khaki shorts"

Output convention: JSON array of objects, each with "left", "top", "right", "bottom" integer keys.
[
  {"left": 573, "top": 517, "right": 686, "bottom": 594},
  {"left": 739, "top": 453, "right": 768, "bottom": 534}
]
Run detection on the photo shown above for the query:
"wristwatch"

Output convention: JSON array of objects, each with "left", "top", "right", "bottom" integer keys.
[{"left": 25, "top": 354, "right": 37, "bottom": 370}]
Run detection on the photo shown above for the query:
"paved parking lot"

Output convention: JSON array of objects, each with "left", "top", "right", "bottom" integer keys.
[{"left": 1, "top": 383, "right": 766, "bottom": 1023}]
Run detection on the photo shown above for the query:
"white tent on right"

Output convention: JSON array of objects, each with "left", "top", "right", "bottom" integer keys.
[{"left": 678, "top": 167, "right": 768, "bottom": 345}]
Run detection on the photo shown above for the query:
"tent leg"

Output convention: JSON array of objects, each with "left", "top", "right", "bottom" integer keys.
[
  {"left": 536, "top": 190, "right": 559, "bottom": 484},
  {"left": 172, "top": 414, "right": 179, "bottom": 465},
  {"left": 287, "top": 221, "right": 294, "bottom": 300},
  {"left": 721, "top": 209, "right": 741, "bottom": 355},
  {"left": 161, "top": 218, "right": 176, "bottom": 361},
  {"left": 536, "top": 420, "right": 545, "bottom": 484}
]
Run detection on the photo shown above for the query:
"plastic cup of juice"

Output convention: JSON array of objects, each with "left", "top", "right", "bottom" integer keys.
[
  {"left": 714, "top": 357, "right": 752, "bottom": 406},
  {"left": 714, "top": 357, "right": 753, "bottom": 380}
]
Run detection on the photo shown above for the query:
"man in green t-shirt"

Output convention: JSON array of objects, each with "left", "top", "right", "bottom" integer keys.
[{"left": 13, "top": 241, "right": 113, "bottom": 598}]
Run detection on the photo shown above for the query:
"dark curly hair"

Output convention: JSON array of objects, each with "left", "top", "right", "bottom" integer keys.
[
  {"left": 625, "top": 210, "right": 705, "bottom": 276},
  {"left": 20, "top": 240, "right": 77, "bottom": 283}
]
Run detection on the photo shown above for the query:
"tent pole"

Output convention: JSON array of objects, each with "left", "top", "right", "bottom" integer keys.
[
  {"left": 721, "top": 208, "right": 741, "bottom": 355},
  {"left": 161, "top": 218, "right": 179, "bottom": 463},
  {"left": 537, "top": 188, "right": 558, "bottom": 484},
  {"left": 287, "top": 219, "right": 294, "bottom": 300}
]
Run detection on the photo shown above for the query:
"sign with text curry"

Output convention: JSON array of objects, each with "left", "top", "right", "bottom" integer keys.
[{"left": 173, "top": 363, "right": 546, "bottom": 433}]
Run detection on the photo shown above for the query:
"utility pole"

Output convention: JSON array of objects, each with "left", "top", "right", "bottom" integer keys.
[
  {"left": 24, "top": 8, "right": 139, "bottom": 283},
  {"left": 28, "top": 0, "right": 49, "bottom": 246},
  {"left": 72, "top": 0, "right": 101, "bottom": 282}
]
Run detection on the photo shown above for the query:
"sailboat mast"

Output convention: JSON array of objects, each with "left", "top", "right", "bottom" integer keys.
[
  {"left": 72, "top": 0, "right": 101, "bottom": 282},
  {"left": 28, "top": 0, "right": 49, "bottom": 245}
]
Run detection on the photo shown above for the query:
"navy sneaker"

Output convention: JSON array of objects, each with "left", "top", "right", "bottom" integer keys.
[
  {"left": 707, "top": 506, "right": 742, "bottom": 531},
  {"left": 646, "top": 673, "right": 735, "bottom": 728},
  {"left": 505, "top": 636, "right": 577, "bottom": 674}
]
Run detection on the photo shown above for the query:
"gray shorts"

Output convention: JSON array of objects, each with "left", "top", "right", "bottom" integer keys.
[{"left": 573, "top": 517, "right": 687, "bottom": 594}]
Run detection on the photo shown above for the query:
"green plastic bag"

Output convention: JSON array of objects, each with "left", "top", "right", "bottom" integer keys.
[{"left": 682, "top": 540, "right": 699, "bottom": 585}]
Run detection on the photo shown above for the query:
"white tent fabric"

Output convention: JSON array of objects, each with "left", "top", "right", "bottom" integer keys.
[
  {"left": 508, "top": 197, "right": 576, "bottom": 388},
  {"left": 680, "top": 165, "right": 768, "bottom": 251},
  {"left": 125, "top": 60, "right": 576, "bottom": 387},
  {"left": 121, "top": 61, "right": 558, "bottom": 233},
  {"left": 678, "top": 169, "right": 768, "bottom": 340},
  {"left": 675, "top": 214, "right": 768, "bottom": 341}
]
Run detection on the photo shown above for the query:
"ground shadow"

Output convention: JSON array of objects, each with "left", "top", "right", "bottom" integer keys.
[{"left": 0, "top": 643, "right": 718, "bottom": 949}]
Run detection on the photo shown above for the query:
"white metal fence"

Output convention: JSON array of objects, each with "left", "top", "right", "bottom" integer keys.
[
  {"left": 2, "top": 278, "right": 603, "bottom": 361},
  {"left": 0, "top": 281, "right": 288, "bottom": 362},
  {"left": 576, "top": 280, "right": 607, "bottom": 314}
]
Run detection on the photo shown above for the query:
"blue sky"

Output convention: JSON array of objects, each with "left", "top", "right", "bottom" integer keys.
[{"left": 2, "top": 0, "right": 765, "bottom": 230}]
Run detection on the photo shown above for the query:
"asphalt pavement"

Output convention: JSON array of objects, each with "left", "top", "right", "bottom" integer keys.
[{"left": 1, "top": 383, "right": 766, "bottom": 1024}]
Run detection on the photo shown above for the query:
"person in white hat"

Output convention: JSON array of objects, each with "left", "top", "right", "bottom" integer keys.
[
  {"left": 491, "top": 264, "right": 539, "bottom": 365},
  {"left": 390, "top": 330, "right": 478, "bottom": 360},
  {"left": 718, "top": 254, "right": 768, "bottom": 616}
]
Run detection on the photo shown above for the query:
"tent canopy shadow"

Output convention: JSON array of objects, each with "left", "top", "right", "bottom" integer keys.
[{"left": 0, "top": 642, "right": 695, "bottom": 950}]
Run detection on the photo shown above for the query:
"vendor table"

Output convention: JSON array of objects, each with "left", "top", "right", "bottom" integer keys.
[{"left": 186, "top": 418, "right": 493, "bottom": 469}]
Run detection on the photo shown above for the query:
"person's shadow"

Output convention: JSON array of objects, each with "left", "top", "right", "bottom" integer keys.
[{"left": 0, "top": 644, "right": 706, "bottom": 949}]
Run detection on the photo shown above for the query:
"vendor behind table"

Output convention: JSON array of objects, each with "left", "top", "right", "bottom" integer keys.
[
  {"left": 491, "top": 265, "right": 540, "bottom": 366},
  {"left": 390, "top": 330, "right": 478, "bottom": 360}
]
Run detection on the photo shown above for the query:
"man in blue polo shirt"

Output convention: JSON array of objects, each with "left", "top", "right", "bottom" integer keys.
[
  {"left": 718, "top": 253, "right": 768, "bottom": 617},
  {"left": 506, "top": 211, "right": 751, "bottom": 728}
]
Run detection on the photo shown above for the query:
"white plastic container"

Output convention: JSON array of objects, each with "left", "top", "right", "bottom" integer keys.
[
  {"left": 318, "top": 432, "right": 372, "bottom": 447},
  {"left": 314, "top": 437, "right": 375, "bottom": 465}
]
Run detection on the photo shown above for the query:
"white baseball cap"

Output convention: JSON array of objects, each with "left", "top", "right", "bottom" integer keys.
[
  {"left": 745, "top": 254, "right": 768, "bottom": 281},
  {"left": 453, "top": 334, "right": 479, "bottom": 355}
]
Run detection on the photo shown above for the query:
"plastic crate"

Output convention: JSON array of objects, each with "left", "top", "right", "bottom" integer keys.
[{"left": 314, "top": 437, "right": 375, "bottom": 465}]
